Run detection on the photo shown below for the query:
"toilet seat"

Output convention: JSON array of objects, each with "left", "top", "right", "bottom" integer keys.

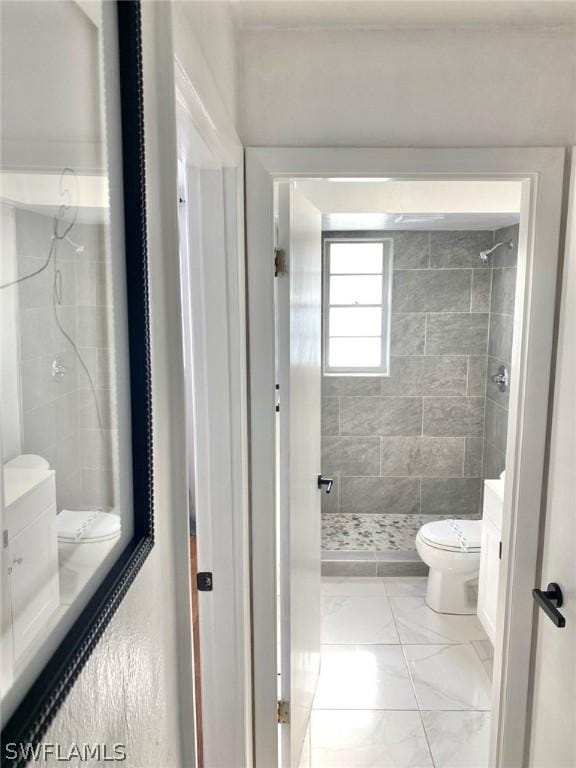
[
  {"left": 58, "top": 510, "right": 121, "bottom": 544},
  {"left": 418, "top": 519, "right": 481, "bottom": 553}
]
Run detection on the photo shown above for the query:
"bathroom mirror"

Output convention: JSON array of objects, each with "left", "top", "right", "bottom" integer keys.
[{"left": 0, "top": 1, "right": 153, "bottom": 759}]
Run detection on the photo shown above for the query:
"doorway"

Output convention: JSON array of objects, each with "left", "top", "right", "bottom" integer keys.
[{"left": 246, "top": 148, "right": 564, "bottom": 768}]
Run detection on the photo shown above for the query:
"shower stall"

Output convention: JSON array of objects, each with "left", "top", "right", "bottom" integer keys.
[{"left": 320, "top": 224, "right": 520, "bottom": 576}]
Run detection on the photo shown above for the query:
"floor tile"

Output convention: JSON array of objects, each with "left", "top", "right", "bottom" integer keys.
[
  {"left": 314, "top": 645, "right": 417, "bottom": 710},
  {"left": 322, "top": 577, "right": 388, "bottom": 597},
  {"left": 390, "top": 597, "right": 487, "bottom": 644},
  {"left": 404, "top": 644, "right": 492, "bottom": 711},
  {"left": 298, "top": 722, "right": 312, "bottom": 768},
  {"left": 472, "top": 638, "right": 494, "bottom": 680},
  {"left": 310, "top": 710, "right": 433, "bottom": 768},
  {"left": 322, "top": 596, "right": 399, "bottom": 644},
  {"left": 422, "top": 711, "right": 491, "bottom": 767},
  {"left": 382, "top": 577, "right": 428, "bottom": 598}
]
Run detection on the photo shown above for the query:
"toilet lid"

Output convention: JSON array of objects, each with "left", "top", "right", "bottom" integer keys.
[
  {"left": 58, "top": 510, "right": 121, "bottom": 543},
  {"left": 419, "top": 519, "right": 481, "bottom": 552}
]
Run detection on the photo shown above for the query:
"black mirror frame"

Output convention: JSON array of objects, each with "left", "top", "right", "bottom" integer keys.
[{"left": 1, "top": 3, "right": 154, "bottom": 764}]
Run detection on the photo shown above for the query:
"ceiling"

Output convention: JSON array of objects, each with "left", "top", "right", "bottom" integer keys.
[
  {"left": 231, "top": 0, "right": 576, "bottom": 30},
  {"left": 296, "top": 179, "right": 521, "bottom": 230},
  {"left": 321, "top": 212, "right": 519, "bottom": 230}
]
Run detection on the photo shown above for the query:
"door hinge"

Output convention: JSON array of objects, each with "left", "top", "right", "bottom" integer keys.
[
  {"left": 498, "top": 541, "right": 502, "bottom": 560},
  {"left": 274, "top": 248, "right": 287, "bottom": 277},
  {"left": 277, "top": 700, "right": 290, "bottom": 724},
  {"left": 3, "top": 529, "right": 8, "bottom": 548}
]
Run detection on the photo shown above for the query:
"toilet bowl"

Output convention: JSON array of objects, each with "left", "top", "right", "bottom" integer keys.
[
  {"left": 57, "top": 510, "right": 121, "bottom": 604},
  {"left": 416, "top": 519, "right": 482, "bottom": 614}
]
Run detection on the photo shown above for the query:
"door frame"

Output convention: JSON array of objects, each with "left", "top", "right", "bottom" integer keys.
[
  {"left": 245, "top": 146, "right": 565, "bottom": 768},
  {"left": 173, "top": 38, "right": 252, "bottom": 768}
]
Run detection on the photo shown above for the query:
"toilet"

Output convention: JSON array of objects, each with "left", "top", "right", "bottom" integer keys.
[
  {"left": 57, "top": 510, "right": 121, "bottom": 604},
  {"left": 416, "top": 518, "right": 482, "bottom": 615}
]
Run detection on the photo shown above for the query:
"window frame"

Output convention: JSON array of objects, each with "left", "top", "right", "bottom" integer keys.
[{"left": 322, "top": 236, "right": 393, "bottom": 375}]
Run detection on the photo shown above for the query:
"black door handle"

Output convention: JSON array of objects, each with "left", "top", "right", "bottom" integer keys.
[
  {"left": 532, "top": 582, "right": 566, "bottom": 628},
  {"left": 317, "top": 475, "right": 334, "bottom": 494}
]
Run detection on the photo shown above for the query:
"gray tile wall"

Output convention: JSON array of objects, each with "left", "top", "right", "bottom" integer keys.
[
  {"left": 483, "top": 224, "right": 519, "bottom": 479},
  {"left": 321, "top": 229, "right": 498, "bottom": 553},
  {"left": 16, "top": 209, "right": 115, "bottom": 512}
]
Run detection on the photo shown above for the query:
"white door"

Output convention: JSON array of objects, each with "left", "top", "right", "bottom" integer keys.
[
  {"left": 527, "top": 153, "right": 576, "bottom": 767},
  {"left": 276, "top": 182, "right": 322, "bottom": 768}
]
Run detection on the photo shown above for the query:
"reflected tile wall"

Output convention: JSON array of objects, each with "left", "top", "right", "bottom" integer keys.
[
  {"left": 321, "top": 229, "right": 500, "bottom": 553},
  {"left": 16, "top": 209, "right": 115, "bottom": 512}
]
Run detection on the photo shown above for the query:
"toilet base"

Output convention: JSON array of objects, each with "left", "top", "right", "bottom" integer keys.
[{"left": 425, "top": 567, "right": 478, "bottom": 615}]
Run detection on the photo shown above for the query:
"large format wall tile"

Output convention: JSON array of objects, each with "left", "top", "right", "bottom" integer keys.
[
  {"left": 423, "top": 397, "right": 484, "bottom": 437},
  {"left": 391, "top": 313, "right": 426, "bottom": 355},
  {"left": 321, "top": 436, "right": 381, "bottom": 476},
  {"left": 380, "top": 437, "right": 464, "bottom": 477},
  {"left": 381, "top": 356, "right": 467, "bottom": 396},
  {"left": 467, "top": 356, "right": 487, "bottom": 397},
  {"left": 471, "top": 269, "right": 492, "bottom": 313},
  {"left": 393, "top": 269, "right": 471, "bottom": 313},
  {"left": 491, "top": 267, "right": 517, "bottom": 315},
  {"left": 482, "top": 440, "right": 506, "bottom": 479},
  {"left": 323, "top": 376, "right": 382, "bottom": 396},
  {"left": 340, "top": 477, "right": 420, "bottom": 515},
  {"left": 425, "top": 313, "right": 489, "bottom": 355},
  {"left": 421, "top": 478, "right": 482, "bottom": 515},
  {"left": 492, "top": 225, "right": 519, "bottom": 268},
  {"left": 485, "top": 357, "right": 511, "bottom": 408},
  {"left": 488, "top": 313, "right": 514, "bottom": 363},
  {"left": 430, "top": 231, "right": 493, "bottom": 269},
  {"left": 322, "top": 397, "right": 340, "bottom": 435},
  {"left": 484, "top": 399, "right": 508, "bottom": 454},
  {"left": 392, "top": 231, "right": 431, "bottom": 269},
  {"left": 464, "top": 438, "right": 483, "bottom": 477},
  {"left": 341, "top": 396, "right": 423, "bottom": 436}
]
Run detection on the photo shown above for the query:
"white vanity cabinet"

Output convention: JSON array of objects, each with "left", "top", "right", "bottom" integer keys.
[
  {"left": 477, "top": 477, "right": 505, "bottom": 643},
  {"left": 2, "top": 459, "right": 60, "bottom": 666}
]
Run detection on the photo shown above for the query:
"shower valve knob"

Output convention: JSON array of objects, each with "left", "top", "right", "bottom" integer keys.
[
  {"left": 51, "top": 358, "right": 67, "bottom": 380},
  {"left": 317, "top": 475, "right": 334, "bottom": 494},
  {"left": 490, "top": 365, "right": 509, "bottom": 392}
]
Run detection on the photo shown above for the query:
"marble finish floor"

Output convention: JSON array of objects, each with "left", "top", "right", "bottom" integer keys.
[{"left": 304, "top": 577, "right": 493, "bottom": 768}]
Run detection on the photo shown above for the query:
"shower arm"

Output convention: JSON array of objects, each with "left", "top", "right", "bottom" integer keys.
[{"left": 479, "top": 239, "right": 514, "bottom": 264}]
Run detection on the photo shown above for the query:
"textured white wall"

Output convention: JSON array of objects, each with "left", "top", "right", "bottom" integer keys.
[
  {"left": 42, "top": 4, "right": 194, "bottom": 766},
  {"left": 174, "top": 0, "right": 238, "bottom": 125},
  {"left": 238, "top": 26, "right": 576, "bottom": 146}
]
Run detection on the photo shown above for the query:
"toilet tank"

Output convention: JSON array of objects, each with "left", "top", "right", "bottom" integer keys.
[{"left": 478, "top": 475, "right": 505, "bottom": 643}]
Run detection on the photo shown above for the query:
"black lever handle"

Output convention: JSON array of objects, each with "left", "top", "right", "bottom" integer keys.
[
  {"left": 317, "top": 475, "right": 334, "bottom": 494},
  {"left": 532, "top": 582, "right": 566, "bottom": 628}
]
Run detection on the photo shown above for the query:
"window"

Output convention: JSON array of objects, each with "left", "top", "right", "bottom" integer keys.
[{"left": 323, "top": 238, "right": 393, "bottom": 375}]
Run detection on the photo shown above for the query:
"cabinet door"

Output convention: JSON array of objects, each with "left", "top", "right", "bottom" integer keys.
[
  {"left": 477, "top": 518, "right": 501, "bottom": 643},
  {"left": 10, "top": 505, "right": 59, "bottom": 660}
]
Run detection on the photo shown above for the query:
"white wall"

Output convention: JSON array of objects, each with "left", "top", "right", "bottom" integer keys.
[
  {"left": 238, "top": 26, "right": 576, "bottom": 146},
  {"left": 527, "top": 155, "right": 576, "bottom": 768},
  {"left": 1, "top": 0, "right": 101, "bottom": 146},
  {"left": 173, "top": 0, "right": 238, "bottom": 126},
  {"left": 43, "top": 4, "right": 194, "bottom": 766}
]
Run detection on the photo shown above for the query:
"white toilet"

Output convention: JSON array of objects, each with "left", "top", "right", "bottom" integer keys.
[
  {"left": 57, "top": 510, "right": 121, "bottom": 604},
  {"left": 416, "top": 518, "right": 482, "bottom": 614}
]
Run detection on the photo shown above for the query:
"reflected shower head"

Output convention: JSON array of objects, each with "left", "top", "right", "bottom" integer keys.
[
  {"left": 64, "top": 235, "right": 85, "bottom": 254},
  {"left": 479, "top": 239, "right": 514, "bottom": 264}
]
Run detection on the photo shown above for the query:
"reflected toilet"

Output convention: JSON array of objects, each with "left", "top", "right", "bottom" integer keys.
[{"left": 57, "top": 510, "right": 121, "bottom": 605}]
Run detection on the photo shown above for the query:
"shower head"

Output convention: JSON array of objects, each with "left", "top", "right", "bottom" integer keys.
[
  {"left": 64, "top": 235, "right": 85, "bottom": 254},
  {"left": 479, "top": 239, "right": 514, "bottom": 264}
]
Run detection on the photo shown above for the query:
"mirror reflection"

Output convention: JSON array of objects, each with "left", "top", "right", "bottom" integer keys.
[{"left": 0, "top": 0, "right": 131, "bottom": 718}]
